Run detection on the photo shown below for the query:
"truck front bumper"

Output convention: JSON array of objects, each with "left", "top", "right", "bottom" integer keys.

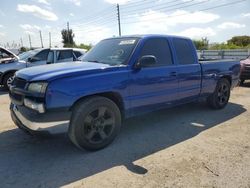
[{"left": 10, "top": 103, "right": 71, "bottom": 135}]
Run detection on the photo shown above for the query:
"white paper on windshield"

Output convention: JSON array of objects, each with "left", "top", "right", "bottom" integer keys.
[{"left": 119, "top": 40, "right": 136, "bottom": 45}]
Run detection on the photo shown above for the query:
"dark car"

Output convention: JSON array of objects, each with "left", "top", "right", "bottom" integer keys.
[{"left": 240, "top": 56, "right": 250, "bottom": 84}]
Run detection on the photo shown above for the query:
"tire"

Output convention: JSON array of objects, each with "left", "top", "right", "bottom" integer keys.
[
  {"left": 207, "top": 78, "right": 231, "bottom": 109},
  {"left": 68, "top": 96, "right": 121, "bottom": 151},
  {"left": 3, "top": 72, "right": 15, "bottom": 90}
]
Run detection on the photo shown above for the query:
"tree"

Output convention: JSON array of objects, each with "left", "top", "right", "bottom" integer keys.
[
  {"left": 61, "top": 29, "right": 75, "bottom": 47},
  {"left": 76, "top": 43, "right": 92, "bottom": 51},
  {"left": 19, "top": 47, "right": 28, "bottom": 53},
  {"left": 193, "top": 38, "right": 209, "bottom": 50},
  {"left": 227, "top": 36, "right": 250, "bottom": 47},
  {"left": 209, "top": 43, "right": 241, "bottom": 50}
]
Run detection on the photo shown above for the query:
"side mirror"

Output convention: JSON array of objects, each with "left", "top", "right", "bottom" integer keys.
[
  {"left": 135, "top": 55, "right": 157, "bottom": 69},
  {"left": 28, "top": 57, "right": 39, "bottom": 63},
  {"left": 27, "top": 57, "right": 33, "bottom": 62}
]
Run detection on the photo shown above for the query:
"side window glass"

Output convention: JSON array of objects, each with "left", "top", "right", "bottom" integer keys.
[
  {"left": 73, "top": 51, "right": 83, "bottom": 58},
  {"left": 33, "top": 49, "right": 49, "bottom": 61},
  {"left": 140, "top": 38, "right": 173, "bottom": 66},
  {"left": 173, "top": 39, "right": 195, "bottom": 65},
  {"left": 47, "top": 51, "right": 54, "bottom": 63},
  {"left": 57, "top": 50, "right": 73, "bottom": 61}
]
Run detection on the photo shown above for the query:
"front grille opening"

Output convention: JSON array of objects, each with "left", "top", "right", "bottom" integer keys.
[{"left": 12, "top": 77, "right": 27, "bottom": 89}]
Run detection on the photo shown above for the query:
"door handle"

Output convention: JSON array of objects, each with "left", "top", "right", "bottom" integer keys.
[{"left": 170, "top": 72, "right": 177, "bottom": 77}]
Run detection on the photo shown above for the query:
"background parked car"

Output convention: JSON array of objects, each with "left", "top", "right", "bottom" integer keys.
[
  {"left": 0, "top": 48, "right": 86, "bottom": 89},
  {"left": 240, "top": 56, "right": 250, "bottom": 84},
  {"left": 0, "top": 46, "right": 19, "bottom": 64}
]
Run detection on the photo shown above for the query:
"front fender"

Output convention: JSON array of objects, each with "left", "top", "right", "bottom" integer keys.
[{"left": 45, "top": 68, "right": 130, "bottom": 111}]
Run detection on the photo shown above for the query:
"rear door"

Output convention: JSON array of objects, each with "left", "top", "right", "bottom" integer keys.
[
  {"left": 172, "top": 38, "right": 201, "bottom": 102},
  {"left": 56, "top": 49, "right": 74, "bottom": 63},
  {"left": 129, "top": 38, "right": 179, "bottom": 112}
]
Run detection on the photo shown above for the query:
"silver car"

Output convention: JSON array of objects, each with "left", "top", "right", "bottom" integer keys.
[{"left": 0, "top": 48, "right": 86, "bottom": 89}]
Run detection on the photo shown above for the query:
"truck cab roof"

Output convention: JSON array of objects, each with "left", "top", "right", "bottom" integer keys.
[{"left": 107, "top": 34, "right": 190, "bottom": 41}]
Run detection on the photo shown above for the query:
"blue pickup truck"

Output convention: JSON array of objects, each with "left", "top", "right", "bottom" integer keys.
[{"left": 9, "top": 35, "right": 240, "bottom": 150}]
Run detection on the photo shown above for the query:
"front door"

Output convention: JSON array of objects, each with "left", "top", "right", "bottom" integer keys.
[
  {"left": 129, "top": 38, "right": 178, "bottom": 114},
  {"left": 27, "top": 49, "right": 50, "bottom": 67}
]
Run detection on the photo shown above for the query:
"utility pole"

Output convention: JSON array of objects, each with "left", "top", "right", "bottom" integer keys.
[
  {"left": 117, "top": 4, "right": 121, "bottom": 36},
  {"left": 39, "top": 30, "right": 44, "bottom": 48},
  {"left": 49, "top": 32, "right": 51, "bottom": 48},
  {"left": 28, "top": 34, "right": 32, "bottom": 49},
  {"left": 67, "top": 21, "right": 70, "bottom": 42},
  {"left": 20, "top": 37, "right": 23, "bottom": 47}
]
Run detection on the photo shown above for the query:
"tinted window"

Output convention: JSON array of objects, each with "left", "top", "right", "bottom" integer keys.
[
  {"left": 57, "top": 50, "right": 73, "bottom": 60},
  {"left": 74, "top": 51, "right": 83, "bottom": 58},
  {"left": 173, "top": 39, "right": 195, "bottom": 65},
  {"left": 47, "top": 51, "right": 54, "bottom": 63},
  {"left": 140, "top": 38, "right": 173, "bottom": 66},
  {"left": 34, "top": 49, "right": 50, "bottom": 61}
]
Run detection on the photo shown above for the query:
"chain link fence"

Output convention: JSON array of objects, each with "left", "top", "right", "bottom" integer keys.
[{"left": 197, "top": 49, "right": 250, "bottom": 60}]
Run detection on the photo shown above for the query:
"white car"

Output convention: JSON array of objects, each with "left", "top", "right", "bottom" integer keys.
[{"left": 0, "top": 47, "right": 86, "bottom": 89}]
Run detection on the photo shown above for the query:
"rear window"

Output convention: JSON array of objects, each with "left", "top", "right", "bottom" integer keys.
[{"left": 173, "top": 38, "right": 195, "bottom": 65}]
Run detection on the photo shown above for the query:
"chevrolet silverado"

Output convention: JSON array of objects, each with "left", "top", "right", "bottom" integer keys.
[{"left": 9, "top": 35, "right": 240, "bottom": 150}]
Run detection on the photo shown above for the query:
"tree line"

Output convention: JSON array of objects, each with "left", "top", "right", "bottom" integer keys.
[
  {"left": 62, "top": 28, "right": 250, "bottom": 51},
  {"left": 193, "top": 36, "right": 250, "bottom": 50}
]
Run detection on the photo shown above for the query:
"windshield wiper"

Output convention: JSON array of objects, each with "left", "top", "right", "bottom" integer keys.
[{"left": 86, "top": 60, "right": 100, "bottom": 63}]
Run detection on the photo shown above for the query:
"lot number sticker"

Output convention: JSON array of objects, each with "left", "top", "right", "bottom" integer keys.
[{"left": 119, "top": 40, "right": 136, "bottom": 45}]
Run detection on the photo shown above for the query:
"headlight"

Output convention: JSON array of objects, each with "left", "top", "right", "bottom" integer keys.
[{"left": 28, "top": 82, "right": 48, "bottom": 94}]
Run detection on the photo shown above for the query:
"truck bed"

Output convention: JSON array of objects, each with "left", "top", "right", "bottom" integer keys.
[
  {"left": 199, "top": 59, "right": 240, "bottom": 96},
  {"left": 199, "top": 59, "right": 239, "bottom": 63}
]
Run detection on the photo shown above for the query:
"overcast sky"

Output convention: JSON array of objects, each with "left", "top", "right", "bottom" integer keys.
[{"left": 0, "top": 0, "right": 249, "bottom": 48}]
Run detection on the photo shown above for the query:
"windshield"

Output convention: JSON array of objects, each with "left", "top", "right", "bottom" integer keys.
[
  {"left": 81, "top": 37, "right": 139, "bottom": 65},
  {"left": 19, "top": 49, "right": 42, "bottom": 61}
]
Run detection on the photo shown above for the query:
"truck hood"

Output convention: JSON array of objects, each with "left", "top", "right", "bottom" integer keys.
[{"left": 16, "top": 61, "right": 120, "bottom": 82}]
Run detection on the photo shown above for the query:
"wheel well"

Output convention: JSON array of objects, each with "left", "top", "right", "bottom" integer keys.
[
  {"left": 1, "top": 70, "right": 16, "bottom": 84},
  {"left": 221, "top": 76, "right": 232, "bottom": 86},
  {"left": 70, "top": 92, "right": 125, "bottom": 118},
  {"left": 3, "top": 70, "right": 16, "bottom": 78}
]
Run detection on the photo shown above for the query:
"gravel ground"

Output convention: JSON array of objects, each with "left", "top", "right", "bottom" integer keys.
[{"left": 0, "top": 84, "right": 249, "bottom": 188}]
